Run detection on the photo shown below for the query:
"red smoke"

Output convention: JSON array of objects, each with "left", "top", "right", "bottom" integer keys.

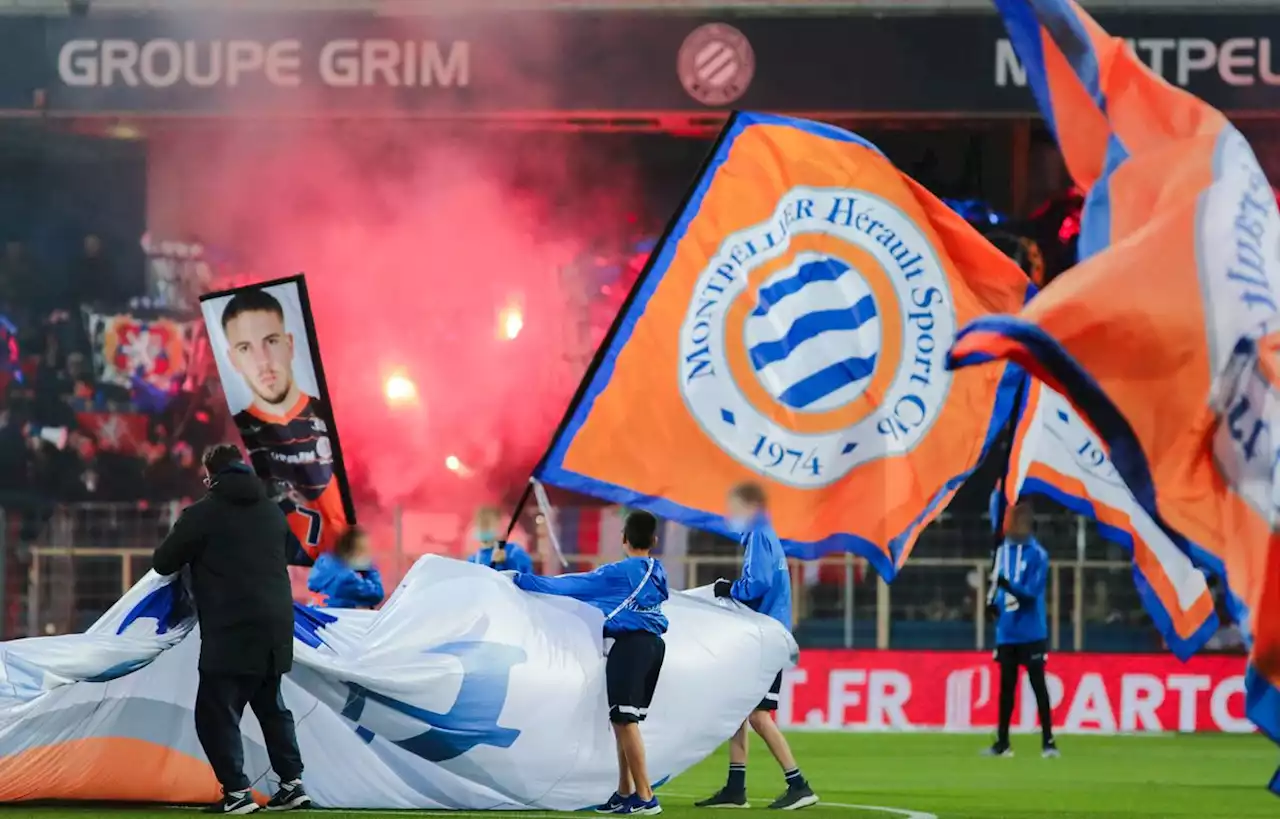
[{"left": 148, "top": 123, "right": 646, "bottom": 515}]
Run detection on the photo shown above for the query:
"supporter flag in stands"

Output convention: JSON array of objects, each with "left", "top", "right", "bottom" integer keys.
[
  {"left": 199, "top": 275, "right": 356, "bottom": 565},
  {"left": 83, "top": 310, "right": 195, "bottom": 393},
  {"left": 948, "top": 0, "right": 1280, "bottom": 789},
  {"left": 75, "top": 412, "right": 148, "bottom": 457},
  {"left": 1003, "top": 379, "right": 1216, "bottom": 658},
  {"left": 534, "top": 112, "right": 1030, "bottom": 580}
]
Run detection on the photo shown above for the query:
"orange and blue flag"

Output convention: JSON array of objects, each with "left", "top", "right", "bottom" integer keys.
[
  {"left": 949, "top": 0, "right": 1280, "bottom": 789},
  {"left": 1004, "top": 378, "right": 1216, "bottom": 659},
  {"left": 536, "top": 112, "right": 1029, "bottom": 580}
]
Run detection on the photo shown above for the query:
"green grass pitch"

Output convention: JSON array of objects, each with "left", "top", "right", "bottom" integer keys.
[{"left": 1, "top": 733, "right": 1275, "bottom": 818}]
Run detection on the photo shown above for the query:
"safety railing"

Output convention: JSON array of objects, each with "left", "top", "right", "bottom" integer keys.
[
  {"left": 1, "top": 499, "right": 1224, "bottom": 651},
  {"left": 13, "top": 544, "right": 1190, "bottom": 655}
]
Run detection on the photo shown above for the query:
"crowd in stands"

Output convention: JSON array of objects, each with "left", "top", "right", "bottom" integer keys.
[
  {"left": 0, "top": 221, "right": 657, "bottom": 520},
  {"left": 0, "top": 234, "right": 230, "bottom": 516},
  {"left": 0, "top": 197, "right": 1067, "bottom": 519}
]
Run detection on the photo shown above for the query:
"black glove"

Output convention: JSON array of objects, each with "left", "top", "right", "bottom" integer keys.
[
  {"left": 714, "top": 578, "right": 734, "bottom": 598},
  {"left": 996, "top": 575, "right": 1012, "bottom": 591}
]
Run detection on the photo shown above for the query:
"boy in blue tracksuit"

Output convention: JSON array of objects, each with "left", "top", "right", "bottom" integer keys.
[
  {"left": 307, "top": 525, "right": 385, "bottom": 609},
  {"left": 697, "top": 483, "right": 818, "bottom": 812},
  {"left": 468, "top": 505, "right": 536, "bottom": 573},
  {"left": 985, "top": 500, "right": 1058, "bottom": 758},
  {"left": 513, "top": 510, "right": 667, "bottom": 816}
]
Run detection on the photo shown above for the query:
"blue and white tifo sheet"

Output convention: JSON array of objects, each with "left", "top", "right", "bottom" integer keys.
[{"left": 0, "top": 558, "right": 793, "bottom": 809}]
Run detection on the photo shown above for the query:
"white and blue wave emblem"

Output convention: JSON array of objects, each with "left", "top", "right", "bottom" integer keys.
[{"left": 744, "top": 254, "right": 881, "bottom": 411}]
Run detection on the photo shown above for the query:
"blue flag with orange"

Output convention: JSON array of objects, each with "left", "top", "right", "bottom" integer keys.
[
  {"left": 949, "top": 0, "right": 1280, "bottom": 791},
  {"left": 535, "top": 112, "right": 1029, "bottom": 580}
]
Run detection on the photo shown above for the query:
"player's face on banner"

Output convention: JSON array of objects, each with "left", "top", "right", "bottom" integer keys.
[{"left": 225, "top": 308, "right": 297, "bottom": 408}]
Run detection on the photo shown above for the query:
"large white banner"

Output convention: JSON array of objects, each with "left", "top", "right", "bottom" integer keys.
[{"left": 0, "top": 557, "right": 795, "bottom": 810}]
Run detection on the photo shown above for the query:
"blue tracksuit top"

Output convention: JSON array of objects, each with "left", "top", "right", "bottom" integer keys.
[
  {"left": 732, "top": 515, "right": 792, "bottom": 631},
  {"left": 307, "top": 553, "right": 385, "bottom": 609},
  {"left": 513, "top": 556, "right": 669, "bottom": 637},
  {"left": 992, "top": 536, "right": 1049, "bottom": 645},
  {"left": 469, "top": 541, "right": 535, "bottom": 574}
]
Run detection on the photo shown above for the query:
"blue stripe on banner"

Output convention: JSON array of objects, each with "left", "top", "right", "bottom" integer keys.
[
  {"left": 748, "top": 300, "right": 878, "bottom": 369},
  {"left": 115, "top": 583, "right": 178, "bottom": 636},
  {"left": 751, "top": 258, "right": 851, "bottom": 317},
  {"left": 993, "top": 0, "right": 1058, "bottom": 138},
  {"left": 776, "top": 355, "right": 878, "bottom": 409},
  {"left": 1077, "top": 133, "right": 1130, "bottom": 262},
  {"left": 990, "top": 371, "right": 1035, "bottom": 539},
  {"left": 1245, "top": 665, "right": 1280, "bottom": 749},
  {"left": 1032, "top": 0, "right": 1104, "bottom": 111},
  {"left": 293, "top": 603, "right": 338, "bottom": 649}
]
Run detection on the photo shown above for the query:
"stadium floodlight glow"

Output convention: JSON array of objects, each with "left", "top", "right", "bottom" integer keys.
[
  {"left": 384, "top": 373, "right": 418, "bottom": 406},
  {"left": 445, "top": 454, "right": 474, "bottom": 478},
  {"left": 498, "top": 303, "right": 523, "bottom": 341}
]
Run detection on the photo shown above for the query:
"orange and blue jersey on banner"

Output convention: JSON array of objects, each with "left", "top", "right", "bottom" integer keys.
[
  {"left": 949, "top": 0, "right": 1280, "bottom": 791},
  {"left": 537, "top": 112, "right": 1029, "bottom": 580},
  {"left": 239, "top": 394, "right": 349, "bottom": 563}
]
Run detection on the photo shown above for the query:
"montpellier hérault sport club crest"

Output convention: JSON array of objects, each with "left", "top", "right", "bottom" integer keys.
[{"left": 678, "top": 186, "right": 956, "bottom": 489}]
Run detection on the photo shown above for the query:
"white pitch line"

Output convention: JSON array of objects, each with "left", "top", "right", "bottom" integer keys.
[
  {"left": 165, "top": 811, "right": 565, "bottom": 817},
  {"left": 161, "top": 796, "right": 939, "bottom": 818},
  {"left": 659, "top": 791, "right": 938, "bottom": 819},
  {"left": 314, "top": 814, "right": 564, "bottom": 818}
]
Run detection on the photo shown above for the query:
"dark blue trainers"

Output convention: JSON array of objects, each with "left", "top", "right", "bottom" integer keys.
[
  {"left": 595, "top": 792, "right": 630, "bottom": 813},
  {"left": 620, "top": 795, "right": 662, "bottom": 815}
]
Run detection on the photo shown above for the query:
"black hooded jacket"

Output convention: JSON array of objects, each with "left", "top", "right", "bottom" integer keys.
[{"left": 153, "top": 464, "right": 296, "bottom": 675}]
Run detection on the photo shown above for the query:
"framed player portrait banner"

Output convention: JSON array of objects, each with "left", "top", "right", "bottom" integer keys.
[{"left": 200, "top": 274, "right": 356, "bottom": 564}]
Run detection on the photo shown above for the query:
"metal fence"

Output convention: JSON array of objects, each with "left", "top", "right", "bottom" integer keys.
[
  {"left": 1, "top": 502, "right": 177, "bottom": 636},
  {"left": 0, "top": 501, "right": 1226, "bottom": 652},
  {"left": 4, "top": 499, "right": 1203, "bottom": 654}
]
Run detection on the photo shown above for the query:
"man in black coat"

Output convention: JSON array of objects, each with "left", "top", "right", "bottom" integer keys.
[{"left": 153, "top": 444, "right": 311, "bottom": 815}]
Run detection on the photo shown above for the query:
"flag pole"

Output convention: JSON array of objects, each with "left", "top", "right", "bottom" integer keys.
[{"left": 501, "top": 112, "right": 744, "bottom": 546}]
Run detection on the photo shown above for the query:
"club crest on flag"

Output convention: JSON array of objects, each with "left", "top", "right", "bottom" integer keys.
[
  {"left": 679, "top": 188, "right": 955, "bottom": 488},
  {"left": 535, "top": 112, "right": 1029, "bottom": 578}
]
